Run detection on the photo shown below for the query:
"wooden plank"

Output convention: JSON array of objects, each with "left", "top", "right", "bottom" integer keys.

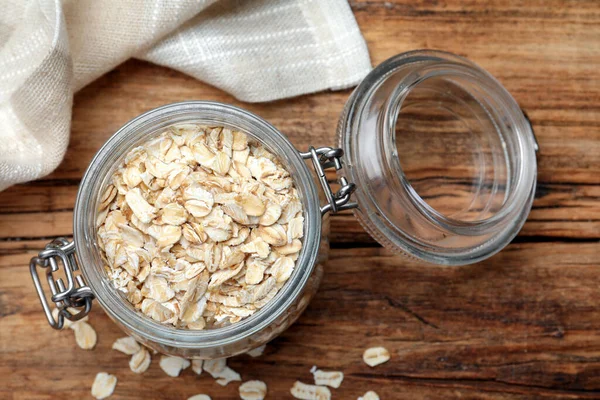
[
  {"left": 1, "top": 244, "right": 599, "bottom": 398},
  {"left": 0, "top": 211, "right": 73, "bottom": 240},
  {"left": 0, "top": 178, "right": 598, "bottom": 241},
  {"left": 0, "top": 181, "right": 79, "bottom": 213}
]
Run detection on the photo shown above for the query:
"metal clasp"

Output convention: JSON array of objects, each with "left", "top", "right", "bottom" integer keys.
[
  {"left": 300, "top": 146, "right": 358, "bottom": 215},
  {"left": 30, "top": 238, "right": 94, "bottom": 329}
]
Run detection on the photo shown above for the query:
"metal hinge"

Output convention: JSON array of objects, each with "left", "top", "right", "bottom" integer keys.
[
  {"left": 30, "top": 238, "right": 94, "bottom": 329},
  {"left": 300, "top": 146, "right": 358, "bottom": 215}
]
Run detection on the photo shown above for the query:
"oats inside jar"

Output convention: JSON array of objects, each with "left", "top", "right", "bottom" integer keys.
[{"left": 96, "top": 124, "right": 304, "bottom": 330}]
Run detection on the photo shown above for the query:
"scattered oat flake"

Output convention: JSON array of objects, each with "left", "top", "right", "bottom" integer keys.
[
  {"left": 129, "top": 348, "right": 151, "bottom": 374},
  {"left": 358, "top": 391, "right": 380, "bottom": 400},
  {"left": 362, "top": 346, "right": 390, "bottom": 367},
  {"left": 159, "top": 355, "right": 191, "bottom": 377},
  {"left": 239, "top": 380, "right": 267, "bottom": 400},
  {"left": 203, "top": 358, "right": 226, "bottom": 377},
  {"left": 216, "top": 366, "right": 242, "bottom": 386},
  {"left": 204, "top": 358, "right": 241, "bottom": 386},
  {"left": 290, "top": 381, "right": 331, "bottom": 400},
  {"left": 311, "top": 368, "right": 344, "bottom": 388},
  {"left": 191, "top": 359, "right": 203, "bottom": 375},
  {"left": 246, "top": 344, "right": 266, "bottom": 357},
  {"left": 187, "top": 395, "right": 211, "bottom": 400},
  {"left": 112, "top": 336, "right": 141, "bottom": 355},
  {"left": 72, "top": 321, "right": 97, "bottom": 350},
  {"left": 91, "top": 372, "right": 117, "bottom": 399}
]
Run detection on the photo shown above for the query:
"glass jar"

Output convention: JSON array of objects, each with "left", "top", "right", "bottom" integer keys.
[
  {"left": 339, "top": 50, "right": 538, "bottom": 265},
  {"left": 30, "top": 50, "right": 538, "bottom": 359}
]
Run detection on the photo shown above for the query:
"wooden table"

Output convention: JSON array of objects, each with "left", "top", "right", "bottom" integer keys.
[{"left": 1, "top": 1, "right": 599, "bottom": 399}]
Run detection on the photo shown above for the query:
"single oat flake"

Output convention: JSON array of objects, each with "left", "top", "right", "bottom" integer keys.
[
  {"left": 362, "top": 346, "right": 390, "bottom": 367},
  {"left": 191, "top": 359, "right": 203, "bottom": 375},
  {"left": 52, "top": 307, "right": 95, "bottom": 350},
  {"left": 358, "top": 391, "right": 380, "bottom": 400},
  {"left": 290, "top": 381, "right": 331, "bottom": 400},
  {"left": 97, "top": 125, "right": 304, "bottom": 330},
  {"left": 204, "top": 358, "right": 241, "bottom": 386},
  {"left": 159, "top": 355, "right": 191, "bottom": 377},
  {"left": 310, "top": 367, "right": 344, "bottom": 388},
  {"left": 239, "top": 380, "right": 268, "bottom": 400},
  {"left": 91, "top": 372, "right": 117, "bottom": 399},
  {"left": 112, "top": 336, "right": 140, "bottom": 355},
  {"left": 129, "top": 348, "right": 152, "bottom": 374},
  {"left": 72, "top": 321, "right": 97, "bottom": 350},
  {"left": 246, "top": 344, "right": 266, "bottom": 357},
  {"left": 216, "top": 367, "right": 241, "bottom": 386},
  {"left": 188, "top": 395, "right": 211, "bottom": 400}
]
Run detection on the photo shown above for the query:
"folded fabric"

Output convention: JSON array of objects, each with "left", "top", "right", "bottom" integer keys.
[{"left": 0, "top": 0, "right": 371, "bottom": 191}]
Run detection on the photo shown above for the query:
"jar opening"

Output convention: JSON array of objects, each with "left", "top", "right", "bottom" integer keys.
[
  {"left": 391, "top": 70, "right": 511, "bottom": 225},
  {"left": 340, "top": 50, "right": 537, "bottom": 265}
]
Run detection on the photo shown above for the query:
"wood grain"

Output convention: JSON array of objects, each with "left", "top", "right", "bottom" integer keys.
[{"left": 1, "top": 0, "right": 599, "bottom": 399}]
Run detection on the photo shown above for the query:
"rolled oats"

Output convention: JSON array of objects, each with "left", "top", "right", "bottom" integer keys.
[
  {"left": 275, "top": 239, "right": 302, "bottom": 255},
  {"left": 159, "top": 355, "right": 191, "bottom": 377},
  {"left": 203, "top": 358, "right": 241, "bottom": 386},
  {"left": 97, "top": 125, "right": 303, "bottom": 330},
  {"left": 358, "top": 391, "right": 380, "bottom": 400},
  {"left": 191, "top": 359, "right": 203, "bottom": 375},
  {"left": 310, "top": 367, "right": 344, "bottom": 388},
  {"left": 270, "top": 256, "right": 295, "bottom": 283},
  {"left": 215, "top": 366, "right": 242, "bottom": 386},
  {"left": 73, "top": 321, "right": 97, "bottom": 350},
  {"left": 257, "top": 224, "right": 287, "bottom": 246},
  {"left": 129, "top": 348, "right": 151, "bottom": 374},
  {"left": 290, "top": 381, "right": 331, "bottom": 400},
  {"left": 112, "top": 336, "right": 141, "bottom": 355},
  {"left": 239, "top": 380, "right": 268, "bottom": 400},
  {"left": 362, "top": 347, "right": 390, "bottom": 367},
  {"left": 125, "top": 188, "right": 156, "bottom": 223},
  {"left": 91, "top": 372, "right": 117, "bottom": 399},
  {"left": 188, "top": 395, "right": 211, "bottom": 400},
  {"left": 245, "top": 258, "right": 267, "bottom": 285},
  {"left": 156, "top": 203, "right": 188, "bottom": 225},
  {"left": 246, "top": 344, "right": 266, "bottom": 357},
  {"left": 99, "top": 185, "right": 117, "bottom": 211},
  {"left": 203, "top": 358, "right": 226, "bottom": 377}
]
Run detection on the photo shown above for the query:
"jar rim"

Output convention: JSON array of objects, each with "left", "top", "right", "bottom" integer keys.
[
  {"left": 385, "top": 62, "right": 528, "bottom": 229},
  {"left": 74, "top": 101, "right": 322, "bottom": 350},
  {"left": 340, "top": 50, "right": 538, "bottom": 265}
]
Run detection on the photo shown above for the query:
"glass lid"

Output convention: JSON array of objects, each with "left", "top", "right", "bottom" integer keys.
[{"left": 339, "top": 50, "right": 538, "bottom": 266}]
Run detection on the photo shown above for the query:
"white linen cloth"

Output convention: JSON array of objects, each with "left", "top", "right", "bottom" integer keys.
[{"left": 0, "top": 0, "right": 371, "bottom": 191}]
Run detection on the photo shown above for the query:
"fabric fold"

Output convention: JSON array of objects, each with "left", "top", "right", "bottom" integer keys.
[{"left": 0, "top": 0, "right": 371, "bottom": 191}]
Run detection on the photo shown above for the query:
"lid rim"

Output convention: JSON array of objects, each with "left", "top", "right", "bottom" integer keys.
[{"left": 339, "top": 50, "right": 538, "bottom": 265}]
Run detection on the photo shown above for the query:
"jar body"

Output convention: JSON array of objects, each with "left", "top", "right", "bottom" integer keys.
[
  {"left": 73, "top": 102, "right": 329, "bottom": 358},
  {"left": 339, "top": 50, "right": 537, "bottom": 265}
]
